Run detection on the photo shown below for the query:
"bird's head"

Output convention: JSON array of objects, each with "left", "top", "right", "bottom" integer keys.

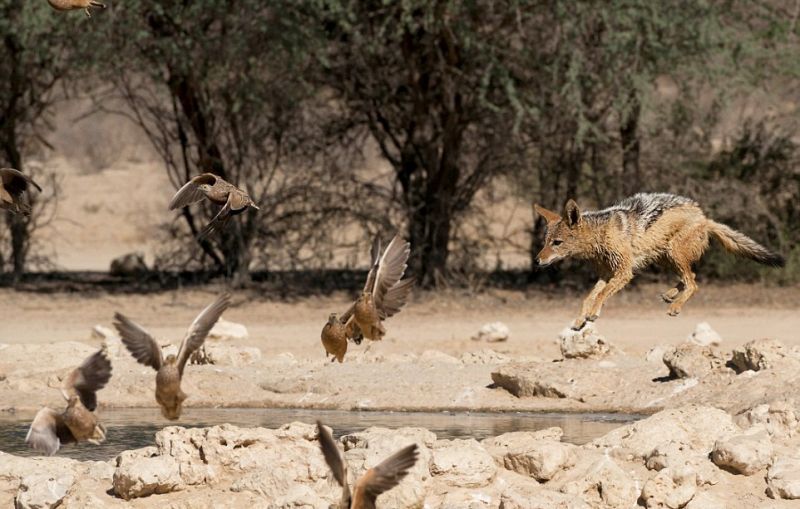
[
  {"left": 165, "top": 354, "right": 178, "bottom": 364},
  {"left": 66, "top": 395, "right": 80, "bottom": 407},
  {"left": 198, "top": 183, "right": 213, "bottom": 193},
  {"left": 327, "top": 313, "right": 339, "bottom": 325}
]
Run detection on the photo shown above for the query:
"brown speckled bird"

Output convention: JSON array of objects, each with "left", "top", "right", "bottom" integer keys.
[
  {"left": 317, "top": 421, "right": 418, "bottom": 509},
  {"left": 321, "top": 312, "right": 356, "bottom": 363},
  {"left": 0, "top": 168, "right": 41, "bottom": 215},
  {"left": 348, "top": 234, "right": 414, "bottom": 343},
  {"left": 47, "top": 0, "right": 106, "bottom": 17},
  {"left": 26, "top": 348, "right": 112, "bottom": 456},
  {"left": 169, "top": 173, "right": 259, "bottom": 241},
  {"left": 113, "top": 293, "right": 231, "bottom": 420}
]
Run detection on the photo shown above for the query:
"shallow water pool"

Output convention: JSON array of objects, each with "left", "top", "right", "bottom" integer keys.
[{"left": 0, "top": 407, "right": 641, "bottom": 461}]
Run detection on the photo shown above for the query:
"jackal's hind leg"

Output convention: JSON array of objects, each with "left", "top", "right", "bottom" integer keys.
[
  {"left": 661, "top": 281, "right": 685, "bottom": 303},
  {"left": 667, "top": 264, "right": 697, "bottom": 316}
]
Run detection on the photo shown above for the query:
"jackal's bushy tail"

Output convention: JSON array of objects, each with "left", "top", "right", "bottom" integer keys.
[{"left": 707, "top": 221, "right": 785, "bottom": 267}]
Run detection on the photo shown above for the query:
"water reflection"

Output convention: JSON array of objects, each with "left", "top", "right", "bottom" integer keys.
[{"left": 0, "top": 408, "right": 641, "bottom": 462}]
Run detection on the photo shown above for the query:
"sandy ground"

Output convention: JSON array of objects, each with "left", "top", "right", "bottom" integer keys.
[
  {"left": 1, "top": 283, "right": 797, "bottom": 357},
  {"left": 0, "top": 283, "right": 797, "bottom": 416}
]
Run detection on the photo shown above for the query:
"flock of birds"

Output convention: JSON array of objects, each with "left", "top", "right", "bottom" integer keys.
[
  {"left": 6, "top": 166, "right": 417, "bottom": 506},
  {"left": 6, "top": 8, "right": 417, "bottom": 503}
]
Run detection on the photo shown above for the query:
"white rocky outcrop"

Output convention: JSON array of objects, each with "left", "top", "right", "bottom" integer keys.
[{"left": 472, "top": 322, "right": 510, "bottom": 343}]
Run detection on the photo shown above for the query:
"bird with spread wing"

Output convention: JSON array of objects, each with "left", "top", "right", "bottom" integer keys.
[
  {"left": 321, "top": 234, "right": 414, "bottom": 362},
  {"left": 0, "top": 168, "right": 42, "bottom": 216},
  {"left": 168, "top": 173, "right": 259, "bottom": 241},
  {"left": 113, "top": 293, "right": 231, "bottom": 420},
  {"left": 47, "top": 0, "right": 106, "bottom": 17},
  {"left": 317, "top": 421, "right": 419, "bottom": 509},
  {"left": 26, "top": 348, "right": 112, "bottom": 456}
]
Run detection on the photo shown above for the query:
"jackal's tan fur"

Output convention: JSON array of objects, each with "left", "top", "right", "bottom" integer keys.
[{"left": 534, "top": 193, "right": 784, "bottom": 330}]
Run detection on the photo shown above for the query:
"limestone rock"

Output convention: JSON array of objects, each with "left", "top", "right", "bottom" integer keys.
[
  {"left": 113, "top": 449, "right": 183, "bottom": 500},
  {"left": 684, "top": 491, "right": 726, "bottom": 509},
  {"left": 472, "top": 322, "right": 510, "bottom": 343},
  {"left": 735, "top": 401, "right": 798, "bottom": 438},
  {"left": 644, "top": 440, "right": 720, "bottom": 486},
  {"left": 549, "top": 455, "right": 638, "bottom": 509},
  {"left": 766, "top": 456, "right": 800, "bottom": 499},
  {"left": 429, "top": 438, "right": 496, "bottom": 487},
  {"left": 590, "top": 406, "right": 740, "bottom": 461},
  {"left": 483, "top": 428, "right": 576, "bottom": 481},
  {"left": 491, "top": 364, "right": 576, "bottom": 399},
  {"left": 710, "top": 430, "right": 772, "bottom": 475},
  {"left": 662, "top": 343, "right": 723, "bottom": 379},
  {"left": 207, "top": 318, "right": 249, "bottom": 342},
  {"left": 14, "top": 473, "right": 73, "bottom": 509},
  {"left": 687, "top": 322, "right": 722, "bottom": 347},
  {"left": 640, "top": 467, "right": 697, "bottom": 509},
  {"left": 431, "top": 489, "right": 495, "bottom": 508},
  {"left": 730, "top": 338, "right": 789, "bottom": 373},
  {"left": 645, "top": 345, "right": 670, "bottom": 364},
  {"left": 558, "top": 326, "right": 610, "bottom": 359}
]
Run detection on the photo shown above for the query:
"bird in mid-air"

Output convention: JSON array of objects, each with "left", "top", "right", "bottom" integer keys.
[
  {"left": 169, "top": 173, "right": 259, "bottom": 241},
  {"left": 317, "top": 421, "right": 419, "bottom": 509},
  {"left": 321, "top": 234, "right": 414, "bottom": 362},
  {"left": 26, "top": 348, "right": 112, "bottom": 456},
  {"left": 47, "top": 0, "right": 106, "bottom": 17},
  {"left": 0, "top": 168, "right": 42, "bottom": 215},
  {"left": 321, "top": 311, "right": 356, "bottom": 363},
  {"left": 350, "top": 234, "right": 414, "bottom": 343},
  {"left": 113, "top": 293, "right": 231, "bottom": 420}
]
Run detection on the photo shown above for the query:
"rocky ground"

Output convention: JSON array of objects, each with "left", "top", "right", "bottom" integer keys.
[
  {"left": 1, "top": 286, "right": 799, "bottom": 507},
  {"left": 2, "top": 403, "right": 799, "bottom": 508}
]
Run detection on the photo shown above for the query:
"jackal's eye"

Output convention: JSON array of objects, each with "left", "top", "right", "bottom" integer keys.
[{"left": 552, "top": 239, "right": 563, "bottom": 246}]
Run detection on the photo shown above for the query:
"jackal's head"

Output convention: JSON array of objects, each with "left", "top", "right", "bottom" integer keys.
[{"left": 533, "top": 200, "right": 586, "bottom": 266}]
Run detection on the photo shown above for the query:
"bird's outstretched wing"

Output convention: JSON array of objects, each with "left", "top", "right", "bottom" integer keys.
[
  {"left": 370, "top": 235, "right": 410, "bottom": 310},
  {"left": 0, "top": 168, "right": 41, "bottom": 214},
  {"left": 61, "top": 348, "right": 112, "bottom": 411},
  {"left": 197, "top": 196, "right": 233, "bottom": 241},
  {"left": 168, "top": 173, "right": 217, "bottom": 210},
  {"left": 361, "top": 235, "right": 383, "bottom": 293},
  {"left": 378, "top": 277, "right": 415, "bottom": 320},
  {"left": 113, "top": 313, "right": 163, "bottom": 371},
  {"left": 354, "top": 443, "right": 419, "bottom": 505},
  {"left": 317, "top": 421, "right": 351, "bottom": 506},
  {"left": 0, "top": 167, "right": 42, "bottom": 194},
  {"left": 26, "top": 407, "right": 75, "bottom": 456},
  {"left": 176, "top": 293, "right": 231, "bottom": 374}
]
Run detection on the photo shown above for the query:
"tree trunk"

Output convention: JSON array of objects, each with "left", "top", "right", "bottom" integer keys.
[
  {"left": 407, "top": 196, "right": 453, "bottom": 288},
  {"left": 620, "top": 90, "right": 641, "bottom": 195},
  {"left": 2, "top": 120, "right": 27, "bottom": 283}
]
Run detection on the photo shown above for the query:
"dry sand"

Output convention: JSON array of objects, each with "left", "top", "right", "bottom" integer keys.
[{"left": 0, "top": 283, "right": 797, "bottom": 415}]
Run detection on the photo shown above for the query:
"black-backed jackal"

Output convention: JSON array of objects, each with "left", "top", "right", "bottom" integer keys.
[{"left": 534, "top": 193, "right": 784, "bottom": 330}]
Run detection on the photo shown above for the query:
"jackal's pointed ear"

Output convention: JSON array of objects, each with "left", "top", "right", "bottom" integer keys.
[
  {"left": 534, "top": 204, "right": 561, "bottom": 224},
  {"left": 563, "top": 199, "right": 581, "bottom": 227}
]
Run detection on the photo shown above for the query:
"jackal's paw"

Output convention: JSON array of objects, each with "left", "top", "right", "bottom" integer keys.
[
  {"left": 667, "top": 307, "right": 681, "bottom": 317},
  {"left": 571, "top": 315, "right": 595, "bottom": 331},
  {"left": 570, "top": 318, "right": 586, "bottom": 331}
]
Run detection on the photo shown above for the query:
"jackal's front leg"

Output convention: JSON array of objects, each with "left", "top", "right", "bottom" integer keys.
[
  {"left": 572, "top": 279, "right": 607, "bottom": 330},
  {"left": 576, "top": 269, "right": 634, "bottom": 329}
]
